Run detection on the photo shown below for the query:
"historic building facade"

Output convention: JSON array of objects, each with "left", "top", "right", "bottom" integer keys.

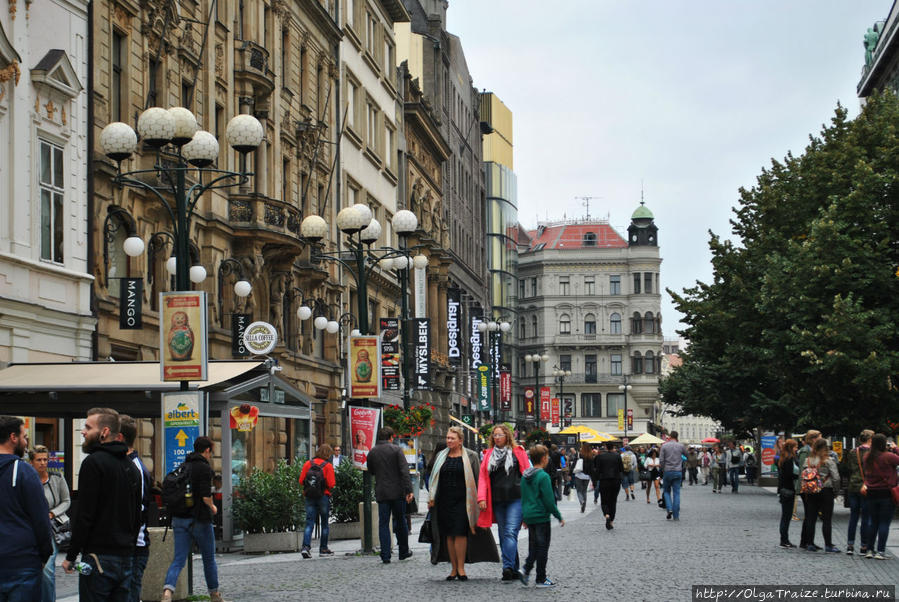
[{"left": 517, "top": 205, "right": 664, "bottom": 439}]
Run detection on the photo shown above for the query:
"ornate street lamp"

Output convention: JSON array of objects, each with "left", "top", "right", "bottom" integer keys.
[
  {"left": 553, "top": 367, "right": 572, "bottom": 427},
  {"left": 619, "top": 380, "right": 633, "bottom": 439},
  {"left": 524, "top": 352, "right": 549, "bottom": 425}
]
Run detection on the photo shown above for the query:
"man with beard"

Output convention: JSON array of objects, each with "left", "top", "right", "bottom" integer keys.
[
  {"left": 63, "top": 408, "right": 141, "bottom": 601},
  {"left": 0, "top": 415, "right": 52, "bottom": 601}
]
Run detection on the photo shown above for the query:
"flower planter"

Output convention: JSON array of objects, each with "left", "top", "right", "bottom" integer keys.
[
  {"left": 327, "top": 521, "right": 361, "bottom": 540},
  {"left": 243, "top": 531, "right": 300, "bottom": 554}
]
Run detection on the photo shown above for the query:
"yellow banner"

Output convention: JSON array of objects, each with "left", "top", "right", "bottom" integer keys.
[{"left": 617, "top": 408, "right": 625, "bottom": 431}]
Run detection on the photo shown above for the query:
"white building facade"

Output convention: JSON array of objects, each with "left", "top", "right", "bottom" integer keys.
[{"left": 0, "top": 0, "right": 93, "bottom": 365}]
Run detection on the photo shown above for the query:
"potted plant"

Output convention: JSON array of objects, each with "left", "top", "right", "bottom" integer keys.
[
  {"left": 232, "top": 459, "right": 305, "bottom": 553},
  {"left": 525, "top": 427, "right": 550, "bottom": 447},
  {"left": 328, "top": 461, "right": 367, "bottom": 541}
]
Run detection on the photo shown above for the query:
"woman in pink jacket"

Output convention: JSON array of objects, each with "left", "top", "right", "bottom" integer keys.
[{"left": 477, "top": 424, "right": 530, "bottom": 582}]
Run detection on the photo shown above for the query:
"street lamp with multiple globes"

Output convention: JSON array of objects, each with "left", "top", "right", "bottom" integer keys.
[
  {"left": 524, "top": 352, "right": 549, "bottom": 425},
  {"left": 477, "top": 318, "right": 511, "bottom": 420},
  {"left": 619, "top": 380, "right": 633, "bottom": 440},
  {"left": 552, "top": 367, "right": 572, "bottom": 427},
  {"left": 299, "top": 204, "right": 420, "bottom": 554}
]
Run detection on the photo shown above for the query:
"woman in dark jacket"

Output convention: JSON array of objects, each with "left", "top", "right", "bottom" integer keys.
[
  {"left": 777, "top": 439, "right": 799, "bottom": 548},
  {"left": 861, "top": 434, "right": 899, "bottom": 559},
  {"left": 594, "top": 442, "right": 624, "bottom": 529}
]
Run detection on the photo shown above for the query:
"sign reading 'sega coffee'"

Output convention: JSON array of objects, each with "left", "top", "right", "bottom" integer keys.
[{"left": 242, "top": 321, "right": 278, "bottom": 355}]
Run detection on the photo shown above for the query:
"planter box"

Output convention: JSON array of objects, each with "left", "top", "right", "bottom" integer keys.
[
  {"left": 243, "top": 531, "right": 300, "bottom": 554},
  {"left": 328, "top": 521, "right": 361, "bottom": 540},
  {"left": 140, "top": 527, "right": 188, "bottom": 601}
]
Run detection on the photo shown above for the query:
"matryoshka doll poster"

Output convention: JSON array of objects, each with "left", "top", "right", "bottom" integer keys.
[{"left": 160, "top": 291, "right": 208, "bottom": 382}]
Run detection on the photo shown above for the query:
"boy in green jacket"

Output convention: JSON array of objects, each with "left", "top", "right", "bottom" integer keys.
[{"left": 519, "top": 444, "right": 565, "bottom": 588}]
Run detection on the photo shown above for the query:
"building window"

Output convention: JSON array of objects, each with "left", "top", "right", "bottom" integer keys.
[
  {"left": 643, "top": 311, "right": 655, "bottom": 334},
  {"left": 346, "top": 0, "right": 354, "bottom": 29},
  {"left": 346, "top": 78, "right": 357, "bottom": 128},
  {"left": 583, "top": 232, "right": 596, "bottom": 246},
  {"left": 584, "top": 314, "right": 596, "bottom": 335},
  {"left": 518, "top": 279, "right": 525, "bottom": 300},
  {"left": 519, "top": 317, "right": 526, "bottom": 339},
  {"left": 632, "top": 312, "right": 643, "bottom": 334},
  {"left": 610, "top": 275, "right": 621, "bottom": 295},
  {"left": 281, "top": 29, "right": 289, "bottom": 85},
  {"left": 610, "top": 312, "right": 621, "bottom": 334},
  {"left": 559, "top": 314, "right": 570, "bottom": 334},
  {"left": 530, "top": 277, "right": 537, "bottom": 296},
  {"left": 39, "top": 140, "right": 65, "bottom": 263},
  {"left": 582, "top": 393, "right": 602, "bottom": 417},
  {"left": 366, "top": 100, "right": 377, "bottom": 150},
  {"left": 645, "top": 272, "right": 653, "bottom": 294},
  {"left": 584, "top": 276, "right": 595, "bottom": 296},
  {"left": 559, "top": 354, "right": 571, "bottom": 372},
  {"left": 365, "top": 11, "right": 377, "bottom": 57},
  {"left": 632, "top": 351, "right": 643, "bottom": 374},
  {"left": 633, "top": 273, "right": 641, "bottom": 294},
  {"left": 385, "top": 126, "right": 394, "bottom": 170},
  {"left": 111, "top": 31, "right": 125, "bottom": 122},
  {"left": 282, "top": 157, "right": 291, "bottom": 203},
  {"left": 531, "top": 315, "right": 538, "bottom": 338},
  {"left": 383, "top": 39, "right": 394, "bottom": 84},
  {"left": 607, "top": 393, "right": 624, "bottom": 417},
  {"left": 645, "top": 350, "right": 655, "bottom": 374},
  {"left": 585, "top": 355, "right": 597, "bottom": 383},
  {"left": 610, "top": 354, "right": 622, "bottom": 376},
  {"left": 148, "top": 57, "right": 160, "bottom": 107},
  {"left": 181, "top": 79, "right": 194, "bottom": 110},
  {"left": 559, "top": 276, "right": 569, "bottom": 296}
]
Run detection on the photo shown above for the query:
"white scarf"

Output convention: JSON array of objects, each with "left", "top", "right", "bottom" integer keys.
[{"left": 488, "top": 445, "right": 515, "bottom": 474}]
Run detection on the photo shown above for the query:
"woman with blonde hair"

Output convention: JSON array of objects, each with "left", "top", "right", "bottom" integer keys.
[
  {"left": 30, "top": 445, "right": 69, "bottom": 602},
  {"left": 478, "top": 423, "right": 530, "bottom": 582},
  {"left": 428, "top": 426, "right": 498, "bottom": 580}
]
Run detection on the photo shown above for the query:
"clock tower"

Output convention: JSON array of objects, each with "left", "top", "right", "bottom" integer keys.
[{"left": 627, "top": 202, "right": 658, "bottom": 247}]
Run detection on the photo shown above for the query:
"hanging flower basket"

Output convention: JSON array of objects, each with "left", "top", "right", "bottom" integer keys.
[
  {"left": 382, "top": 403, "right": 435, "bottom": 437},
  {"left": 525, "top": 427, "right": 550, "bottom": 446}
]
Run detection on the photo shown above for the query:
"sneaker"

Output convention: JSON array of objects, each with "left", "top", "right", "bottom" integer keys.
[
  {"left": 519, "top": 570, "right": 530, "bottom": 586},
  {"left": 536, "top": 578, "right": 556, "bottom": 589},
  {"left": 865, "top": 550, "right": 874, "bottom": 559},
  {"left": 874, "top": 552, "right": 886, "bottom": 560},
  {"left": 860, "top": 546, "right": 868, "bottom": 554},
  {"left": 381, "top": 558, "right": 391, "bottom": 564},
  {"left": 319, "top": 549, "right": 334, "bottom": 557},
  {"left": 301, "top": 547, "right": 311, "bottom": 559},
  {"left": 502, "top": 567, "right": 515, "bottom": 582},
  {"left": 779, "top": 542, "right": 796, "bottom": 549},
  {"left": 398, "top": 551, "right": 413, "bottom": 561},
  {"left": 666, "top": 511, "right": 672, "bottom": 520},
  {"left": 825, "top": 546, "right": 840, "bottom": 553},
  {"left": 806, "top": 544, "right": 821, "bottom": 552},
  {"left": 846, "top": 545, "right": 854, "bottom": 555}
]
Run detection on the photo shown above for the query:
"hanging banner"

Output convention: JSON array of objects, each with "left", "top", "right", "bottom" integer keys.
[
  {"left": 413, "top": 318, "right": 431, "bottom": 390},
  {"left": 119, "top": 278, "right": 143, "bottom": 329},
  {"left": 414, "top": 266, "right": 427, "bottom": 318},
  {"left": 551, "top": 398, "right": 560, "bottom": 427},
  {"left": 761, "top": 433, "right": 777, "bottom": 475},
  {"left": 499, "top": 370, "right": 511, "bottom": 411},
  {"left": 160, "top": 291, "right": 208, "bottom": 382},
  {"left": 540, "top": 387, "right": 551, "bottom": 422},
  {"left": 477, "top": 364, "right": 490, "bottom": 411},
  {"left": 627, "top": 408, "right": 634, "bottom": 429},
  {"left": 162, "top": 391, "right": 202, "bottom": 475},
  {"left": 617, "top": 409, "right": 625, "bottom": 431},
  {"left": 379, "top": 317, "right": 400, "bottom": 391},
  {"left": 446, "top": 288, "right": 462, "bottom": 365},
  {"left": 469, "top": 307, "right": 484, "bottom": 369},
  {"left": 490, "top": 332, "right": 502, "bottom": 382},
  {"left": 348, "top": 335, "right": 380, "bottom": 398},
  {"left": 231, "top": 313, "right": 251, "bottom": 357},
  {"left": 349, "top": 406, "right": 381, "bottom": 469},
  {"left": 524, "top": 386, "right": 535, "bottom": 419}
]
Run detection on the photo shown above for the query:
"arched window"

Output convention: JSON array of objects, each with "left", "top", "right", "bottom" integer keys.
[
  {"left": 645, "top": 350, "right": 655, "bottom": 374},
  {"left": 632, "top": 351, "right": 643, "bottom": 374},
  {"left": 610, "top": 312, "right": 621, "bottom": 334},
  {"left": 644, "top": 311, "right": 655, "bottom": 334},
  {"left": 559, "top": 314, "right": 571, "bottom": 334},
  {"left": 519, "top": 317, "right": 526, "bottom": 339},
  {"left": 531, "top": 315, "right": 538, "bottom": 338},
  {"left": 632, "top": 312, "right": 642, "bottom": 334},
  {"left": 584, "top": 313, "right": 596, "bottom": 334}
]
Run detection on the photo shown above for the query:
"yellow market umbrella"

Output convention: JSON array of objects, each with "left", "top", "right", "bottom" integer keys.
[
  {"left": 559, "top": 425, "right": 618, "bottom": 442},
  {"left": 629, "top": 433, "right": 664, "bottom": 446}
]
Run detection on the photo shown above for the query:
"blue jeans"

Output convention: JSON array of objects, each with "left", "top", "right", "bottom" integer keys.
[
  {"left": 522, "top": 521, "right": 551, "bottom": 583},
  {"left": 0, "top": 567, "right": 41, "bottom": 602},
  {"left": 303, "top": 495, "right": 331, "bottom": 550},
  {"left": 377, "top": 499, "right": 409, "bottom": 561},
  {"left": 41, "top": 539, "right": 56, "bottom": 602},
  {"left": 130, "top": 548, "right": 149, "bottom": 602},
  {"left": 846, "top": 491, "right": 870, "bottom": 547},
  {"left": 78, "top": 554, "right": 133, "bottom": 602},
  {"left": 728, "top": 467, "right": 740, "bottom": 492},
  {"left": 164, "top": 517, "right": 218, "bottom": 594},
  {"left": 864, "top": 496, "right": 896, "bottom": 553},
  {"left": 493, "top": 498, "right": 523, "bottom": 571},
  {"left": 662, "top": 471, "right": 683, "bottom": 519}
]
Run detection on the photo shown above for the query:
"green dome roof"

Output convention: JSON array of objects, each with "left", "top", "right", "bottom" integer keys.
[{"left": 632, "top": 203, "right": 653, "bottom": 220}]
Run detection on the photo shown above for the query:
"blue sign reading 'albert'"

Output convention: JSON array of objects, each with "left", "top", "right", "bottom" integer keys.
[{"left": 162, "top": 392, "right": 202, "bottom": 475}]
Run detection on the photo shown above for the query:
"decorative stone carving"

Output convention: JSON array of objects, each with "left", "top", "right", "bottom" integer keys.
[
  {"left": 215, "top": 44, "right": 223, "bottom": 78},
  {"left": 264, "top": 202, "right": 284, "bottom": 227},
  {"left": 0, "top": 61, "right": 20, "bottom": 86},
  {"left": 229, "top": 199, "right": 253, "bottom": 222}
]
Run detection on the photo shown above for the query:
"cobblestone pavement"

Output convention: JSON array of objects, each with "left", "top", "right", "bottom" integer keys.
[{"left": 58, "top": 481, "right": 899, "bottom": 601}]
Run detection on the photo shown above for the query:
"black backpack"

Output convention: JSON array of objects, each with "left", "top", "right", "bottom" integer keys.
[
  {"left": 303, "top": 460, "right": 326, "bottom": 499},
  {"left": 161, "top": 462, "right": 193, "bottom": 518}
]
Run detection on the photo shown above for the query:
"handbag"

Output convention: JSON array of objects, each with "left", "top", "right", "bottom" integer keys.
[
  {"left": 418, "top": 512, "right": 433, "bottom": 544},
  {"left": 51, "top": 517, "right": 72, "bottom": 551}
]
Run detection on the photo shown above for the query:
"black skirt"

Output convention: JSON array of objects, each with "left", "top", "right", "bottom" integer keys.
[{"left": 436, "top": 456, "right": 469, "bottom": 536}]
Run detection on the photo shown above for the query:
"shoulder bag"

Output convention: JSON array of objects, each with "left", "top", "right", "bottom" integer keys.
[
  {"left": 47, "top": 476, "right": 71, "bottom": 551},
  {"left": 418, "top": 512, "right": 433, "bottom": 544},
  {"left": 856, "top": 449, "right": 867, "bottom": 496}
]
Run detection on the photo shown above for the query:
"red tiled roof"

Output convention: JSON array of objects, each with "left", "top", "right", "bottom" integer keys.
[
  {"left": 524, "top": 224, "right": 627, "bottom": 250},
  {"left": 666, "top": 354, "right": 682, "bottom": 367}
]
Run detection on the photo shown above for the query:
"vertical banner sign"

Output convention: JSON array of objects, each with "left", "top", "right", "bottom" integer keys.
[
  {"left": 160, "top": 291, "right": 208, "bottom": 382},
  {"left": 446, "top": 288, "right": 462, "bottom": 365},
  {"left": 379, "top": 317, "right": 400, "bottom": 391},
  {"left": 490, "top": 331, "right": 501, "bottom": 382},
  {"left": 414, "top": 266, "right": 427, "bottom": 318},
  {"left": 832, "top": 440, "right": 843, "bottom": 462},
  {"left": 524, "top": 386, "right": 535, "bottom": 418},
  {"left": 540, "top": 387, "right": 551, "bottom": 422},
  {"left": 349, "top": 406, "right": 381, "bottom": 469},
  {"left": 761, "top": 433, "right": 777, "bottom": 475},
  {"left": 469, "top": 307, "right": 484, "bottom": 370},
  {"left": 413, "top": 318, "right": 431, "bottom": 390},
  {"left": 563, "top": 398, "right": 573, "bottom": 427},
  {"left": 617, "top": 409, "right": 625, "bottom": 431},
  {"left": 119, "top": 278, "right": 143, "bottom": 329},
  {"left": 231, "top": 313, "right": 251, "bottom": 357},
  {"left": 348, "top": 335, "right": 381, "bottom": 398},
  {"left": 477, "top": 364, "right": 490, "bottom": 411},
  {"left": 627, "top": 408, "right": 634, "bottom": 429},
  {"left": 162, "top": 391, "right": 202, "bottom": 475},
  {"left": 499, "top": 370, "right": 511, "bottom": 411},
  {"left": 551, "top": 398, "right": 560, "bottom": 427}
]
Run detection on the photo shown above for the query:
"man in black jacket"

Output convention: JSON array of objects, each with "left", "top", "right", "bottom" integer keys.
[
  {"left": 594, "top": 443, "right": 625, "bottom": 530},
  {"left": 120, "top": 415, "right": 154, "bottom": 602},
  {"left": 63, "top": 407, "right": 141, "bottom": 601},
  {"left": 366, "top": 427, "right": 414, "bottom": 564}
]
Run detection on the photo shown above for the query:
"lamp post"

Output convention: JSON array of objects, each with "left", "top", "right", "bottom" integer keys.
[
  {"left": 552, "top": 367, "right": 572, "bottom": 427},
  {"left": 524, "top": 353, "right": 549, "bottom": 426},
  {"left": 299, "top": 205, "right": 420, "bottom": 555},
  {"left": 619, "top": 379, "right": 633, "bottom": 440}
]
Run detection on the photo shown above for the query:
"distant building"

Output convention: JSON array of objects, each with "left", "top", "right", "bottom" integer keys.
[{"left": 857, "top": 9, "right": 892, "bottom": 98}]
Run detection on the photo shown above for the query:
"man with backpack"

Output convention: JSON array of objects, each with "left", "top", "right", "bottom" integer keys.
[
  {"left": 161, "top": 436, "right": 224, "bottom": 602},
  {"left": 300, "top": 444, "right": 337, "bottom": 558},
  {"left": 366, "top": 427, "right": 414, "bottom": 564},
  {"left": 620, "top": 447, "right": 638, "bottom": 501},
  {"left": 726, "top": 441, "right": 743, "bottom": 493}
]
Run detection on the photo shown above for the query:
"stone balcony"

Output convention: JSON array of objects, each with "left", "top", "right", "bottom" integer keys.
[
  {"left": 228, "top": 192, "right": 302, "bottom": 246},
  {"left": 235, "top": 40, "right": 274, "bottom": 96}
]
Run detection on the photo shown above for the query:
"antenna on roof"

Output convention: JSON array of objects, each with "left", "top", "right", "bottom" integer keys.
[
  {"left": 575, "top": 196, "right": 602, "bottom": 220},
  {"left": 641, "top": 180, "right": 645, "bottom": 205}
]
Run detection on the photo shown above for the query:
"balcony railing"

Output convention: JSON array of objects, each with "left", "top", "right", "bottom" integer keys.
[{"left": 228, "top": 193, "right": 302, "bottom": 242}]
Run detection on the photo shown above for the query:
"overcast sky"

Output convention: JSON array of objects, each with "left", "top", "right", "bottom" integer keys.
[{"left": 445, "top": 1, "right": 891, "bottom": 338}]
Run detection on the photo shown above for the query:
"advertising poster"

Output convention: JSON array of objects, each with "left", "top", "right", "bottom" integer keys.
[
  {"left": 446, "top": 288, "right": 462, "bottom": 365},
  {"left": 540, "top": 387, "right": 551, "bottom": 422},
  {"left": 761, "top": 434, "right": 777, "bottom": 475},
  {"left": 627, "top": 408, "right": 634, "bottom": 429},
  {"left": 469, "top": 307, "right": 484, "bottom": 369},
  {"left": 500, "top": 370, "right": 511, "bottom": 411},
  {"left": 380, "top": 317, "right": 400, "bottom": 391},
  {"left": 477, "top": 364, "right": 490, "bottom": 411},
  {"left": 618, "top": 409, "right": 625, "bottom": 431},
  {"left": 163, "top": 391, "right": 202, "bottom": 475},
  {"left": 119, "top": 278, "right": 143, "bottom": 329},
  {"left": 413, "top": 318, "right": 431, "bottom": 390},
  {"left": 524, "top": 386, "right": 535, "bottom": 418},
  {"left": 349, "top": 406, "right": 381, "bottom": 469},
  {"left": 563, "top": 398, "right": 573, "bottom": 427},
  {"left": 396, "top": 437, "right": 418, "bottom": 474},
  {"left": 160, "top": 291, "right": 208, "bottom": 382},
  {"left": 348, "top": 335, "right": 380, "bottom": 398},
  {"left": 551, "top": 398, "right": 560, "bottom": 427}
]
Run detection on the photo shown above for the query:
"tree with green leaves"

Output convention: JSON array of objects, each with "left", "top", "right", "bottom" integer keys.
[{"left": 662, "top": 92, "right": 899, "bottom": 437}]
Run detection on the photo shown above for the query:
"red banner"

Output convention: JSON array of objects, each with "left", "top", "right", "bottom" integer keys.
[
  {"left": 551, "top": 398, "right": 560, "bottom": 427},
  {"left": 349, "top": 406, "right": 381, "bottom": 469},
  {"left": 500, "top": 370, "right": 511, "bottom": 410},
  {"left": 524, "top": 386, "right": 535, "bottom": 418},
  {"left": 540, "top": 387, "right": 551, "bottom": 421},
  {"left": 627, "top": 408, "right": 634, "bottom": 429}
]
